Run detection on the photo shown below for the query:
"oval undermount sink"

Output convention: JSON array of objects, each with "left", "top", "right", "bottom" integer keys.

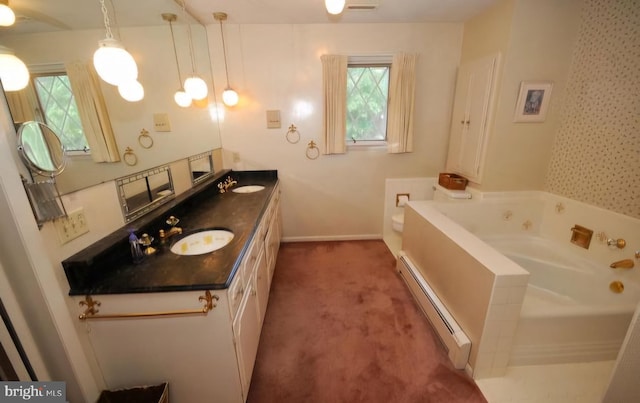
[
  {"left": 232, "top": 185, "right": 265, "bottom": 194},
  {"left": 171, "top": 230, "right": 234, "bottom": 256}
]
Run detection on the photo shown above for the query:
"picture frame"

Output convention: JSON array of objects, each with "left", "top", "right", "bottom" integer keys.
[{"left": 513, "top": 81, "right": 553, "bottom": 122}]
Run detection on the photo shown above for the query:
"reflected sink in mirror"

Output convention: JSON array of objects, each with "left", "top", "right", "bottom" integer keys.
[
  {"left": 170, "top": 229, "right": 234, "bottom": 256},
  {"left": 231, "top": 185, "right": 265, "bottom": 194}
]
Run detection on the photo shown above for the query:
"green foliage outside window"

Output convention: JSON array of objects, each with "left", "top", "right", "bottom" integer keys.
[
  {"left": 346, "top": 65, "right": 390, "bottom": 142},
  {"left": 34, "top": 74, "right": 89, "bottom": 152}
]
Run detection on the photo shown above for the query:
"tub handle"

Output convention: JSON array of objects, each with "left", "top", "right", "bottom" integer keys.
[{"left": 610, "top": 259, "right": 634, "bottom": 269}]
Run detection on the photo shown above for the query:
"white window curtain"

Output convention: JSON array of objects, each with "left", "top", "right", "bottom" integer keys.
[
  {"left": 65, "top": 61, "right": 120, "bottom": 163},
  {"left": 5, "top": 82, "right": 40, "bottom": 123},
  {"left": 387, "top": 53, "right": 417, "bottom": 154},
  {"left": 321, "top": 54, "right": 348, "bottom": 155}
]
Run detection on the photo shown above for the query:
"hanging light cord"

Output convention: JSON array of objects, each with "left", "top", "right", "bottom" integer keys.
[
  {"left": 181, "top": 0, "right": 198, "bottom": 76},
  {"left": 219, "top": 19, "right": 231, "bottom": 87},
  {"left": 99, "top": 0, "right": 113, "bottom": 39},
  {"left": 167, "top": 19, "right": 183, "bottom": 87}
]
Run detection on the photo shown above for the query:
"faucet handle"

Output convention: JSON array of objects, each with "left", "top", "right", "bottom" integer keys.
[
  {"left": 166, "top": 216, "right": 180, "bottom": 227},
  {"left": 607, "top": 238, "right": 626, "bottom": 249}
]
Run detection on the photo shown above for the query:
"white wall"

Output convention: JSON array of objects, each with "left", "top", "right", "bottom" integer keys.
[
  {"left": 207, "top": 23, "right": 463, "bottom": 240},
  {"left": 458, "top": 0, "right": 582, "bottom": 192}
]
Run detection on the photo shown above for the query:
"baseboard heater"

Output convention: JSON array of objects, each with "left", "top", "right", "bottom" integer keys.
[{"left": 397, "top": 253, "right": 471, "bottom": 369}]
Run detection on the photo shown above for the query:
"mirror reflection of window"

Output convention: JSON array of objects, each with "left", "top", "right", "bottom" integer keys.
[{"left": 32, "top": 73, "right": 90, "bottom": 155}]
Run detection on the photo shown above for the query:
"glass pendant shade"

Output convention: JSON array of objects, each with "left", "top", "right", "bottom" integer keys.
[
  {"left": 325, "top": 0, "right": 346, "bottom": 15},
  {"left": 0, "top": 47, "right": 29, "bottom": 91},
  {"left": 93, "top": 38, "right": 138, "bottom": 86},
  {"left": 184, "top": 76, "right": 208, "bottom": 100},
  {"left": 0, "top": 3, "right": 15, "bottom": 26},
  {"left": 174, "top": 89, "right": 192, "bottom": 107},
  {"left": 118, "top": 80, "right": 144, "bottom": 102},
  {"left": 222, "top": 88, "right": 239, "bottom": 107}
]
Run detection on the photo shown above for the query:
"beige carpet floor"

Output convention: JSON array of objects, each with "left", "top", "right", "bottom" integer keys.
[{"left": 247, "top": 240, "right": 487, "bottom": 403}]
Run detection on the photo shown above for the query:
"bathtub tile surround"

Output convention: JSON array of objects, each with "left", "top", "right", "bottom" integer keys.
[
  {"left": 401, "top": 188, "right": 640, "bottom": 379},
  {"left": 402, "top": 202, "right": 529, "bottom": 379},
  {"left": 546, "top": 0, "right": 640, "bottom": 219}
]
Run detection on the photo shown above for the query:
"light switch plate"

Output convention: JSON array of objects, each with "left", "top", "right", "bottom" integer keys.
[
  {"left": 54, "top": 208, "right": 89, "bottom": 244},
  {"left": 153, "top": 113, "right": 171, "bottom": 132},
  {"left": 266, "top": 110, "right": 281, "bottom": 129}
]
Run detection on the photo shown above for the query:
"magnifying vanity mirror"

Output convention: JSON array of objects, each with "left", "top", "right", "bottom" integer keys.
[
  {"left": 117, "top": 165, "right": 175, "bottom": 222},
  {"left": 17, "top": 121, "right": 68, "bottom": 225},
  {"left": 17, "top": 121, "right": 66, "bottom": 177},
  {"left": 189, "top": 151, "right": 214, "bottom": 185}
]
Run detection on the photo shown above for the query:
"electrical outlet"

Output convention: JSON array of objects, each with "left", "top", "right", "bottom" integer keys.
[
  {"left": 232, "top": 152, "right": 241, "bottom": 162},
  {"left": 54, "top": 208, "right": 89, "bottom": 245}
]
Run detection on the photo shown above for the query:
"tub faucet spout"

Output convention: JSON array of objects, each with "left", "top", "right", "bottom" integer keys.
[{"left": 610, "top": 259, "right": 634, "bottom": 269}]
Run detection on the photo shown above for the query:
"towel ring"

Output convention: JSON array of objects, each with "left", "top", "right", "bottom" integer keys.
[
  {"left": 123, "top": 147, "right": 138, "bottom": 166},
  {"left": 138, "top": 129, "right": 154, "bottom": 149},
  {"left": 306, "top": 140, "right": 320, "bottom": 160},
  {"left": 286, "top": 124, "right": 300, "bottom": 144}
]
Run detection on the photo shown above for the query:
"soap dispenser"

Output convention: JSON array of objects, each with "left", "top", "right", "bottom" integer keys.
[{"left": 129, "top": 230, "right": 144, "bottom": 264}]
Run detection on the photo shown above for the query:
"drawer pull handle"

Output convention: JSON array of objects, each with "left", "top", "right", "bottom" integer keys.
[{"left": 78, "top": 291, "right": 219, "bottom": 321}]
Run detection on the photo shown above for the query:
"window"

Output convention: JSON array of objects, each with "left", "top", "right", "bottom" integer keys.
[
  {"left": 346, "top": 63, "right": 390, "bottom": 144},
  {"left": 33, "top": 73, "right": 90, "bottom": 154}
]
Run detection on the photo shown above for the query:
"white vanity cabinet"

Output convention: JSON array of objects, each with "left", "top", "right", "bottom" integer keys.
[
  {"left": 72, "top": 290, "right": 244, "bottom": 402},
  {"left": 72, "top": 184, "right": 282, "bottom": 403},
  {"left": 445, "top": 53, "right": 500, "bottom": 183}
]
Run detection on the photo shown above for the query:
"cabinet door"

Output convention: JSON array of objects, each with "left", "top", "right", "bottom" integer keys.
[
  {"left": 77, "top": 291, "right": 242, "bottom": 402},
  {"left": 233, "top": 277, "right": 261, "bottom": 399},
  {"left": 446, "top": 53, "right": 499, "bottom": 183},
  {"left": 255, "top": 247, "right": 269, "bottom": 324}
]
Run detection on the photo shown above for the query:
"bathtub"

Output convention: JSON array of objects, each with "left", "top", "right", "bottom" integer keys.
[
  {"left": 485, "top": 234, "right": 640, "bottom": 365},
  {"left": 402, "top": 192, "right": 640, "bottom": 376}
]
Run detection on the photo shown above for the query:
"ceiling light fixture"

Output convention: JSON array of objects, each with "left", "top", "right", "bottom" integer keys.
[
  {"left": 163, "top": 13, "right": 191, "bottom": 108},
  {"left": 0, "top": 46, "right": 29, "bottom": 91},
  {"left": 0, "top": 0, "right": 15, "bottom": 26},
  {"left": 214, "top": 12, "right": 238, "bottom": 107},
  {"left": 93, "top": 0, "right": 140, "bottom": 91},
  {"left": 181, "top": 0, "right": 208, "bottom": 101},
  {"left": 325, "top": 0, "right": 346, "bottom": 15}
]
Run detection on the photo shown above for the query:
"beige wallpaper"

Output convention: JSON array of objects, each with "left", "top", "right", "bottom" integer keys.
[{"left": 546, "top": 0, "right": 640, "bottom": 218}]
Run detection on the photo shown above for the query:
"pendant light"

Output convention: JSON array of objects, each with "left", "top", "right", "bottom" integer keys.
[
  {"left": 0, "top": 46, "right": 29, "bottom": 91},
  {"left": 325, "top": 0, "right": 346, "bottom": 15},
  {"left": 214, "top": 12, "right": 238, "bottom": 107},
  {"left": 118, "top": 79, "right": 144, "bottom": 102},
  {"left": 93, "top": 0, "right": 139, "bottom": 87},
  {"left": 0, "top": 0, "right": 15, "bottom": 26},
  {"left": 181, "top": 0, "right": 208, "bottom": 101},
  {"left": 163, "top": 13, "right": 191, "bottom": 108}
]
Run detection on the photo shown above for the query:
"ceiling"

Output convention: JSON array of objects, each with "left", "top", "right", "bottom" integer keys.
[{"left": 1, "top": 0, "right": 498, "bottom": 35}]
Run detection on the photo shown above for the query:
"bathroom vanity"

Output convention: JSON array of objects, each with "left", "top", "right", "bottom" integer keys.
[{"left": 62, "top": 170, "right": 281, "bottom": 402}]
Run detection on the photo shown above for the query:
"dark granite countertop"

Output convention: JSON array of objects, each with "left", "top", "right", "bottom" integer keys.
[{"left": 63, "top": 170, "right": 279, "bottom": 296}]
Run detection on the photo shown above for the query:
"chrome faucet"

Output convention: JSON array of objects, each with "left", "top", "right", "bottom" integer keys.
[
  {"left": 610, "top": 259, "right": 634, "bottom": 269},
  {"left": 159, "top": 216, "right": 182, "bottom": 242},
  {"left": 218, "top": 176, "right": 238, "bottom": 193}
]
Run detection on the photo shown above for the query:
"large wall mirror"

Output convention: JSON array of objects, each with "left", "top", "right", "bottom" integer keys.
[{"left": 0, "top": 0, "right": 222, "bottom": 196}]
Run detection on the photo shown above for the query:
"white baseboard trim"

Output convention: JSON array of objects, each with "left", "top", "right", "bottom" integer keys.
[{"left": 281, "top": 234, "right": 381, "bottom": 243}]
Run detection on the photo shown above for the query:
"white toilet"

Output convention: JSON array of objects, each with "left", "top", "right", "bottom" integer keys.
[{"left": 392, "top": 213, "right": 404, "bottom": 233}]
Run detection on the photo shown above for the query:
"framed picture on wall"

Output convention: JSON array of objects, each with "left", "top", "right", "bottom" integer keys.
[{"left": 513, "top": 81, "right": 553, "bottom": 122}]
